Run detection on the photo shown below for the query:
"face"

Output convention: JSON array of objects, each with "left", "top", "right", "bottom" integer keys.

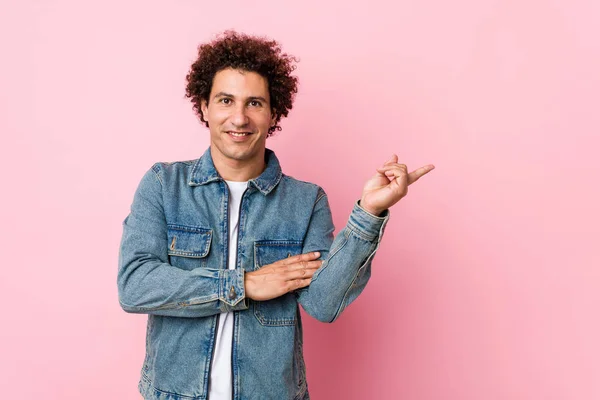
[{"left": 201, "top": 68, "right": 276, "bottom": 171}]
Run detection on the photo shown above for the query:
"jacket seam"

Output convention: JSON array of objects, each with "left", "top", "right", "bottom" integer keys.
[
  {"left": 331, "top": 240, "right": 378, "bottom": 322},
  {"left": 314, "top": 190, "right": 327, "bottom": 205},
  {"left": 346, "top": 222, "right": 378, "bottom": 242},
  {"left": 312, "top": 228, "right": 350, "bottom": 283},
  {"left": 293, "top": 385, "right": 308, "bottom": 400},
  {"left": 120, "top": 294, "right": 219, "bottom": 312},
  {"left": 151, "top": 163, "right": 164, "bottom": 186}
]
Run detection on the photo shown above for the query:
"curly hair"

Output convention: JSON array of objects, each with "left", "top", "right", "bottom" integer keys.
[{"left": 185, "top": 30, "right": 299, "bottom": 136}]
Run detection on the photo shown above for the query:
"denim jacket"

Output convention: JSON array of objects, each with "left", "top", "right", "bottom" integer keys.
[{"left": 118, "top": 147, "right": 390, "bottom": 400}]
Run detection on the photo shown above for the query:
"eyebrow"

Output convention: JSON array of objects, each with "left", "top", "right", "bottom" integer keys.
[{"left": 212, "top": 92, "right": 268, "bottom": 103}]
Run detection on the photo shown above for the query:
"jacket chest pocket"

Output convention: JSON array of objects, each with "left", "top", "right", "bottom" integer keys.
[
  {"left": 167, "top": 224, "right": 212, "bottom": 270},
  {"left": 253, "top": 240, "right": 303, "bottom": 326}
]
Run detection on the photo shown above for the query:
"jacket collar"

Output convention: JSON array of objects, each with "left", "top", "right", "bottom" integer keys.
[{"left": 188, "top": 147, "right": 283, "bottom": 195}]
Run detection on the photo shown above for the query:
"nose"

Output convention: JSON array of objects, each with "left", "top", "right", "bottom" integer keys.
[{"left": 230, "top": 104, "right": 249, "bottom": 127}]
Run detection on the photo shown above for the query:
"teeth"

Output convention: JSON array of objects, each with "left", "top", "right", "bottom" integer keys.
[{"left": 230, "top": 132, "right": 249, "bottom": 137}]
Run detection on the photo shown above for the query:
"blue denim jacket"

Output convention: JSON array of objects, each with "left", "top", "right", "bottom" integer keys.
[{"left": 118, "top": 147, "right": 390, "bottom": 400}]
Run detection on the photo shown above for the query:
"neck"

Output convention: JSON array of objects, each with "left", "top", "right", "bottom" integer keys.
[{"left": 211, "top": 148, "right": 266, "bottom": 182}]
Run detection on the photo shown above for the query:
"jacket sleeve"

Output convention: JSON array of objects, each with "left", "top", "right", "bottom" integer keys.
[
  {"left": 117, "top": 164, "right": 248, "bottom": 318},
  {"left": 295, "top": 187, "right": 390, "bottom": 323}
]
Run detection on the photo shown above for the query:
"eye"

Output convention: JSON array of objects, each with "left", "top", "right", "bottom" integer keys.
[
  {"left": 219, "top": 98, "right": 232, "bottom": 105},
  {"left": 249, "top": 100, "right": 262, "bottom": 107}
]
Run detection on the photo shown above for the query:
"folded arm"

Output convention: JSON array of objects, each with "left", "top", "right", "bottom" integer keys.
[{"left": 117, "top": 164, "right": 248, "bottom": 318}]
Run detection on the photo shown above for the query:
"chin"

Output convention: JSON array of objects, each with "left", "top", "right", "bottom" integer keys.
[{"left": 225, "top": 149, "right": 255, "bottom": 161}]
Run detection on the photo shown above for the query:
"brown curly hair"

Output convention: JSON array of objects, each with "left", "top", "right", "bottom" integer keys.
[{"left": 185, "top": 30, "right": 299, "bottom": 136}]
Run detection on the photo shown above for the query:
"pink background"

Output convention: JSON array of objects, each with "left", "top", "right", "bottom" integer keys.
[{"left": 1, "top": 0, "right": 599, "bottom": 399}]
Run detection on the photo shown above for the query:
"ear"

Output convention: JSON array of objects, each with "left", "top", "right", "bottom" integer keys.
[
  {"left": 270, "top": 110, "right": 277, "bottom": 127},
  {"left": 200, "top": 99, "right": 208, "bottom": 116}
]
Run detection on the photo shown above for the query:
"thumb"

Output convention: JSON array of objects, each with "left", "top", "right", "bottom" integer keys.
[{"left": 383, "top": 154, "right": 397, "bottom": 166}]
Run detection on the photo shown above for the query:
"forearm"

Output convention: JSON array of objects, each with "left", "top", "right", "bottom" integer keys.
[
  {"left": 297, "top": 199, "right": 389, "bottom": 322},
  {"left": 118, "top": 254, "right": 248, "bottom": 318}
]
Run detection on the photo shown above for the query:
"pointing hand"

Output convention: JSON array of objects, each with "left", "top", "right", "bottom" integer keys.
[{"left": 359, "top": 154, "right": 435, "bottom": 216}]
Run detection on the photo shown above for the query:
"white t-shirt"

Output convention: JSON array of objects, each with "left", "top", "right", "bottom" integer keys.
[{"left": 209, "top": 180, "right": 248, "bottom": 399}]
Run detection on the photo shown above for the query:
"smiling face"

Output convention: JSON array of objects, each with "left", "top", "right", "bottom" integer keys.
[{"left": 201, "top": 68, "right": 276, "bottom": 180}]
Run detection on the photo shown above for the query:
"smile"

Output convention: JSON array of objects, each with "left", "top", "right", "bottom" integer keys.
[
  {"left": 228, "top": 132, "right": 251, "bottom": 137},
  {"left": 226, "top": 131, "right": 254, "bottom": 142}
]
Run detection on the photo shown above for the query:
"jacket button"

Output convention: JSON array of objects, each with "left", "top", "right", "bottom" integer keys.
[{"left": 229, "top": 286, "right": 236, "bottom": 299}]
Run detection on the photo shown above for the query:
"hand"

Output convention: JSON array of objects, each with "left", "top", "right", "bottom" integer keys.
[
  {"left": 360, "top": 154, "right": 435, "bottom": 216},
  {"left": 245, "top": 251, "right": 323, "bottom": 301}
]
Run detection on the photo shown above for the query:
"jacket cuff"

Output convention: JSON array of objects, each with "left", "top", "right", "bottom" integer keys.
[
  {"left": 219, "top": 268, "right": 248, "bottom": 311},
  {"left": 348, "top": 200, "right": 390, "bottom": 241}
]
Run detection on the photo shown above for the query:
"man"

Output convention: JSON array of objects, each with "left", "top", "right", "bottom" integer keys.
[{"left": 118, "top": 31, "right": 434, "bottom": 400}]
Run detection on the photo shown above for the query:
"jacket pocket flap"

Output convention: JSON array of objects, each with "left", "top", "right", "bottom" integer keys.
[
  {"left": 167, "top": 224, "right": 212, "bottom": 258},
  {"left": 254, "top": 240, "right": 303, "bottom": 268}
]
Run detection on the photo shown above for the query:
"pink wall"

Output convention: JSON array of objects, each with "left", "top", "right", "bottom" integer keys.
[{"left": 1, "top": 0, "right": 599, "bottom": 398}]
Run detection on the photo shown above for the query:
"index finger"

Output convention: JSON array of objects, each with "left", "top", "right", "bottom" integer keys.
[
  {"left": 407, "top": 164, "right": 435, "bottom": 185},
  {"left": 277, "top": 251, "right": 321, "bottom": 266}
]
